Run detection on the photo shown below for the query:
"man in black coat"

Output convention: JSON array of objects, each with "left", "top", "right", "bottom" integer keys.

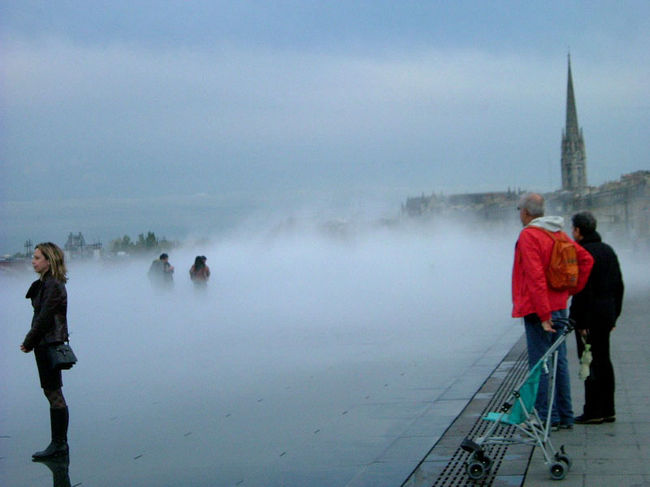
[{"left": 569, "top": 211, "right": 624, "bottom": 424}]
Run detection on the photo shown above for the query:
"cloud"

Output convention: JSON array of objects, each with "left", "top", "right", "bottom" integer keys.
[
  {"left": 3, "top": 214, "right": 648, "bottom": 483},
  {"left": 1, "top": 40, "right": 555, "bottom": 189},
  {"left": 1, "top": 27, "right": 648, "bottom": 234}
]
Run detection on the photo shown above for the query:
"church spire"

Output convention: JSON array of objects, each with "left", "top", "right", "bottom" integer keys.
[
  {"left": 561, "top": 54, "right": 587, "bottom": 191},
  {"left": 565, "top": 54, "right": 580, "bottom": 140}
]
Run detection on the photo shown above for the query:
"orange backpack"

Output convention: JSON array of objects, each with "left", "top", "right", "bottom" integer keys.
[{"left": 538, "top": 228, "right": 579, "bottom": 291}]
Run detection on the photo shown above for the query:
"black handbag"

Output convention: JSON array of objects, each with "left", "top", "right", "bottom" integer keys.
[{"left": 48, "top": 342, "right": 77, "bottom": 370}]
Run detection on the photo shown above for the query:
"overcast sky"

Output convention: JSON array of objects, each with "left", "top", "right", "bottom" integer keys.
[{"left": 1, "top": 1, "right": 649, "bottom": 251}]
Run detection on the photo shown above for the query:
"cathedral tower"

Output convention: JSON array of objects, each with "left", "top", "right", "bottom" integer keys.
[{"left": 561, "top": 55, "right": 587, "bottom": 191}]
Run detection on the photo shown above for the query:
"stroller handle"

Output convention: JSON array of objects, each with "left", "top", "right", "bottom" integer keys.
[{"left": 551, "top": 317, "right": 575, "bottom": 333}]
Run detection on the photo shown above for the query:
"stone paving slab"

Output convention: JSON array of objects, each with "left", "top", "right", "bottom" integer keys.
[
  {"left": 2, "top": 285, "right": 647, "bottom": 486},
  {"left": 404, "top": 291, "right": 650, "bottom": 487},
  {"left": 522, "top": 293, "right": 650, "bottom": 486},
  {"left": 402, "top": 335, "right": 534, "bottom": 487}
]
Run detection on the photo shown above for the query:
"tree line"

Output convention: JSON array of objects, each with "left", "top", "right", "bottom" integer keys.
[{"left": 109, "top": 232, "right": 178, "bottom": 254}]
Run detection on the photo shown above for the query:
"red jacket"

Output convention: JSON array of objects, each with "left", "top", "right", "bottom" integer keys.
[{"left": 512, "top": 223, "right": 593, "bottom": 321}]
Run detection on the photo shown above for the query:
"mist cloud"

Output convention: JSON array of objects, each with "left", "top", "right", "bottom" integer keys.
[
  {"left": 3, "top": 223, "right": 518, "bottom": 407},
  {"left": 2, "top": 220, "right": 648, "bottom": 484},
  {"left": 3, "top": 35, "right": 648, "bottom": 207}
]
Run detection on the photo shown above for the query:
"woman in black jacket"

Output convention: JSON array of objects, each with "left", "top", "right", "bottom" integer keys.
[
  {"left": 20, "top": 242, "right": 71, "bottom": 459},
  {"left": 570, "top": 212, "right": 624, "bottom": 424}
]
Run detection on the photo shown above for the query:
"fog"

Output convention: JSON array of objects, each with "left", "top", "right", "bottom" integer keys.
[{"left": 2, "top": 220, "right": 647, "bottom": 486}]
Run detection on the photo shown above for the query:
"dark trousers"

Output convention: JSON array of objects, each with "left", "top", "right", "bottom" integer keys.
[{"left": 576, "top": 328, "right": 616, "bottom": 418}]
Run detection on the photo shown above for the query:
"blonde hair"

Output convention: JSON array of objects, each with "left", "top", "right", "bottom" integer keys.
[{"left": 36, "top": 242, "right": 68, "bottom": 283}]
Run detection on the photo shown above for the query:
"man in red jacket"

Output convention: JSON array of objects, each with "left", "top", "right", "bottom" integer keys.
[{"left": 512, "top": 193, "right": 594, "bottom": 429}]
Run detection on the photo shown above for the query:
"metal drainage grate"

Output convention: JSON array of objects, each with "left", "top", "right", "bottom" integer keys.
[
  {"left": 432, "top": 350, "right": 529, "bottom": 486},
  {"left": 403, "top": 344, "right": 532, "bottom": 487}
]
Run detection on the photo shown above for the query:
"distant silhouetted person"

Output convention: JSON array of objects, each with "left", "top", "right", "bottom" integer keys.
[
  {"left": 189, "top": 255, "right": 210, "bottom": 289},
  {"left": 20, "top": 242, "right": 72, "bottom": 460},
  {"left": 570, "top": 211, "right": 624, "bottom": 424},
  {"left": 148, "top": 253, "right": 174, "bottom": 288},
  {"left": 512, "top": 193, "right": 593, "bottom": 429}
]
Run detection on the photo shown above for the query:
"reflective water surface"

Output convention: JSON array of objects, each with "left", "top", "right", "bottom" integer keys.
[{"left": 1, "top": 228, "right": 522, "bottom": 486}]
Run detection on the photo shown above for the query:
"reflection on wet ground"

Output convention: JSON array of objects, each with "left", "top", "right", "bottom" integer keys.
[
  {"left": 32, "top": 455, "right": 72, "bottom": 487},
  {"left": 1, "top": 328, "right": 520, "bottom": 487},
  {"left": 1, "top": 235, "right": 522, "bottom": 486}
]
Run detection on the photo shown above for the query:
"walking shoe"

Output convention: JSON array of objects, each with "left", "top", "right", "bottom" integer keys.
[
  {"left": 552, "top": 422, "right": 573, "bottom": 430},
  {"left": 603, "top": 415, "right": 616, "bottom": 423},
  {"left": 574, "top": 414, "right": 604, "bottom": 424}
]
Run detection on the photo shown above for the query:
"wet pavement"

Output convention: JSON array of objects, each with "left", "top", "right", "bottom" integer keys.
[
  {"left": 522, "top": 292, "right": 650, "bottom": 486},
  {"left": 403, "top": 290, "right": 650, "bottom": 487},
  {"left": 402, "top": 333, "right": 532, "bottom": 487},
  {"left": 3, "top": 257, "right": 647, "bottom": 487},
  {"left": 0, "top": 329, "right": 519, "bottom": 487},
  {"left": 0, "top": 265, "right": 521, "bottom": 487}
]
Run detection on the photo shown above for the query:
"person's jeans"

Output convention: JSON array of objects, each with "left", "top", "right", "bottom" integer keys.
[{"left": 524, "top": 309, "right": 573, "bottom": 425}]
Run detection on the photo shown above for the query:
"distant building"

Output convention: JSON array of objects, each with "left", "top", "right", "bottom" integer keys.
[
  {"left": 402, "top": 57, "right": 648, "bottom": 249},
  {"left": 64, "top": 232, "right": 102, "bottom": 259},
  {"left": 548, "top": 171, "right": 650, "bottom": 246},
  {"left": 403, "top": 190, "right": 522, "bottom": 223},
  {"left": 0, "top": 255, "right": 30, "bottom": 274},
  {"left": 561, "top": 55, "right": 587, "bottom": 192}
]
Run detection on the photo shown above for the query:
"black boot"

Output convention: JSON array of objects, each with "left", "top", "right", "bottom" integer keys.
[{"left": 33, "top": 407, "right": 69, "bottom": 460}]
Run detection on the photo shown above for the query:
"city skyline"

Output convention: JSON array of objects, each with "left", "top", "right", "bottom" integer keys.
[{"left": 1, "top": 1, "right": 649, "bottom": 252}]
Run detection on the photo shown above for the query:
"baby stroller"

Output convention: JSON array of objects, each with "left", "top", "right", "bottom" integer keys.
[{"left": 461, "top": 318, "right": 574, "bottom": 481}]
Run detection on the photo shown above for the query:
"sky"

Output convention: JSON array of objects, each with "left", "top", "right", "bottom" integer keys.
[{"left": 1, "top": 1, "right": 649, "bottom": 252}]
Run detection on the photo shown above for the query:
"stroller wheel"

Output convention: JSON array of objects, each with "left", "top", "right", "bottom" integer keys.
[
  {"left": 549, "top": 461, "right": 568, "bottom": 480},
  {"left": 481, "top": 456, "right": 493, "bottom": 468},
  {"left": 467, "top": 460, "right": 488, "bottom": 480}
]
